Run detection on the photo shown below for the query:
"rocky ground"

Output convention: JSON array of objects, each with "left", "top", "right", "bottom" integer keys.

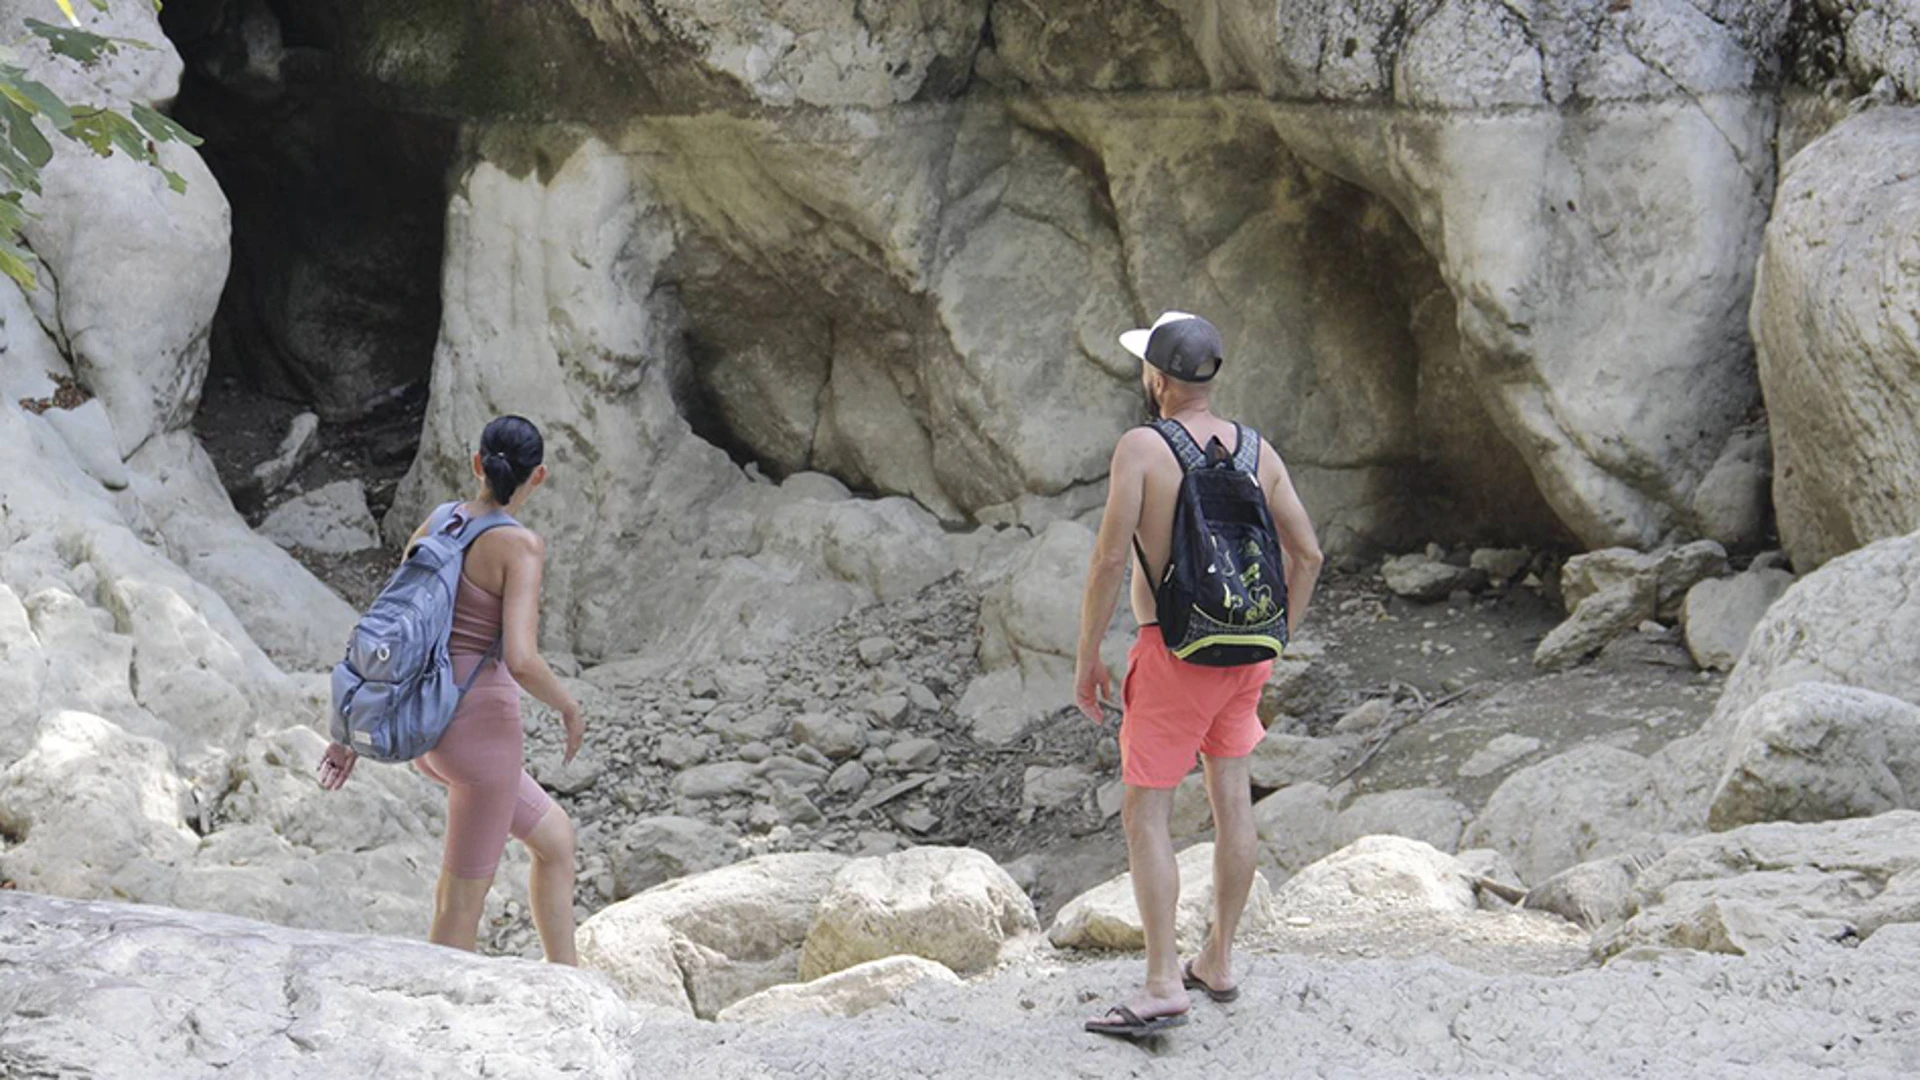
[
  {"left": 8, "top": 882, "right": 1918, "bottom": 1079},
  {"left": 456, "top": 551, "right": 1726, "bottom": 957}
]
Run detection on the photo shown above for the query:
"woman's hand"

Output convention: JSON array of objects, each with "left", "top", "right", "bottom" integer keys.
[
  {"left": 318, "top": 742, "right": 358, "bottom": 790},
  {"left": 561, "top": 701, "right": 586, "bottom": 765}
]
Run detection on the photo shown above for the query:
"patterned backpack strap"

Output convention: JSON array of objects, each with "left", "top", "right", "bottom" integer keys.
[
  {"left": 1145, "top": 418, "right": 1209, "bottom": 473},
  {"left": 1232, "top": 424, "right": 1261, "bottom": 477}
]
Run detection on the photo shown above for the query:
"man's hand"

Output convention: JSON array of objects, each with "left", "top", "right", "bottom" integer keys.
[
  {"left": 1075, "top": 656, "right": 1116, "bottom": 723},
  {"left": 561, "top": 701, "right": 586, "bottom": 765},
  {"left": 318, "top": 742, "right": 357, "bottom": 790}
]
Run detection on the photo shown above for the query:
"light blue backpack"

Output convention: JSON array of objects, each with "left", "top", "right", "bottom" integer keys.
[{"left": 330, "top": 501, "right": 518, "bottom": 762}]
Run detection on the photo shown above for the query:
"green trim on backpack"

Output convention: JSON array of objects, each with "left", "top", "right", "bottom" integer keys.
[{"left": 1170, "top": 632, "right": 1286, "bottom": 661}]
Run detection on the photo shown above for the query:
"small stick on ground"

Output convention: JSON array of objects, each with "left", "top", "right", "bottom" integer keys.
[{"left": 1334, "top": 685, "right": 1481, "bottom": 786}]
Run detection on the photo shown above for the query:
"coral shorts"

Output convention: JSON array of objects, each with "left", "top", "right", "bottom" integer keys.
[{"left": 1119, "top": 626, "right": 1273, "bottom": 789}]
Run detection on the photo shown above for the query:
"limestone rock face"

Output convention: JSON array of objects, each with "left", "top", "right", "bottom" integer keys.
[
  {"left": 799, "top": 847, "right": 1039, "bottom": 980},
  {"left": 716, "top": 955, "right": 963, "bottom": 1024},
  {"left": 1753, "top": 107, "right": 1920, "bottom": 569},
  {"left": 1598, "top": 812, "right": 1920, "bottom": 957},
  {"left": 1708, "top": 683, "right": 1920, "bottom": 831},
  {"left": 1049, "top": 842, "right": 1278, "bottom": 952},
  {"left": 579, "top": 853, "right": 849, "bottom": 1017},
  {"left": 0, "top": 892, "right": 654, "bottom": 1080}
]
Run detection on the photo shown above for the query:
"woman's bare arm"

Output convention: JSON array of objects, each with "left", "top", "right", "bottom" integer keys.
[{"left": 499, "top": 530, "right": 584, "bottom": 762}]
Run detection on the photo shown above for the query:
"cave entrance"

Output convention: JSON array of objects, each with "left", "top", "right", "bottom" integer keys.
[{"left": 159, "top": 0, "right": 457, "bottom": 527}]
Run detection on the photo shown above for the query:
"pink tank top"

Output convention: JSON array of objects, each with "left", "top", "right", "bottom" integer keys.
[{"left": 450, "top": 575, "right": 504, "bottom": 656}]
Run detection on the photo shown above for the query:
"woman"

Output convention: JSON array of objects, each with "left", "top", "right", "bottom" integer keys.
[{"left": 319, "top": 415, "right": 586, "bottom": 964}]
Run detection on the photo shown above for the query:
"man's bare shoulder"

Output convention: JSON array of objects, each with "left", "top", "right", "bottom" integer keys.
[{"left": 1115, "top": 425, "right": 1170, "bottom": 464}]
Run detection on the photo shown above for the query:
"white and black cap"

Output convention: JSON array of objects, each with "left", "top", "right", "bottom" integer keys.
[{"left": 1119, "top": 311, "right": 1224, "bottom": 383}]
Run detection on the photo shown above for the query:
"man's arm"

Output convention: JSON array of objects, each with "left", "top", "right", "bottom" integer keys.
[
  {"left": 1259, "top": 440, "right": 1324, "bottom": 639},
  {"left": 1074, "top": 429, "right": 1155, "bottom": 720}
]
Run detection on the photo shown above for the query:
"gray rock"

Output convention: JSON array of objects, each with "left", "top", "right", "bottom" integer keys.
[
  {"left": 1708, "top": 683, "right": 1920, "bottom": 831},
  {"left": 258, "top": 480, "right": 381, "bottom": 554},
  {"left": 1560, "top": 541, "right": 1729, "bottom": 620},
  {"left": 866, "top": 694, "right": 910, "bottom": 726},
  {"left": 856, "top": 636, "right": 899, "bottom": 667},
  {"left": 653, "top": 733, "right": 709, "bottom": 770},
  {"left": 1464, "top": 744, "right": 1678, "bottom": 884},
  {"left": 1753, "top": 108, "right": 1920, "bottom": 569},
  {"left": 248, "top": 411, "right": 320, "bottom": 495},
  {"left": 1248, "top": 732, "right": 1348, "bottom": 790},
  {"left": 1534, "top": 576, "right": 1657, "bottom": 671},
  {"left": 1259, "top": 655, "right": 1337, "bottom": 724},
  {"left": 827, "top": 761, "right": 872, "bottom": 799},
  {"left": 672, "top": 762, "right": 763, "bottom": 801},
  {"left": 789, "top": 713, "right": 867, "bottom": 761},
  {"left": 1381, "top": 553, "right": 1471, "bottom": 602},
  {"left": 1523, "top": 851, "right": 1661, "bottom": 931},
  {"left": 1458, "top": 735, "right": 1544, "bottom": 780},
  {"left": 1596, "top": 812, "right": 1920, "bottom": 958},
  {"left": 1021, "top": 766, "right": 1093, "bottom": 813},
  {"left": 610, "top": 815, "right": 740, "bottom": 900},
  {"left": 528, "top": 745, "right": 605, "bottom": 796},
  {"left": 885, "top": 738, "right": 943, "bottom": 769},
  {"left": 757, "top": 756, "right": 831, "bottom": 791},
  {"left": 1681, "top": 568, "right": 1796, "bottom": 672},
  {"left": 1334, "top": 789, "right": 1472, "bottom": 854},
  {"left": 1331, "top": 699, "right": 1392, "bottom": 735},
  {"left": 1470, "top": 547, "right": 1531, "bottom": 584}
]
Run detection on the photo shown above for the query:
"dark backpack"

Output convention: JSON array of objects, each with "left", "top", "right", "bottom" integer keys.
[
  {"left": 329, "top": 501, "right": 517, "bottom": 762},
  {"left": 1134, "top": 419, "right": 1288, "bottom": 666}
]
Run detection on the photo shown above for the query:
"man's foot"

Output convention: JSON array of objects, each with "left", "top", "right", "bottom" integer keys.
[
  {"left": 1085, "top": 998, "right": 1190, "bottom": 1039},
  {"left": 1183, "top": 957, "right": 1240, "bottom": 1003}
]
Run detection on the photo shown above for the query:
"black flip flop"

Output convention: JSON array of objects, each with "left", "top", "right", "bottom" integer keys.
[
  {"left": 1182, "top": 960, "right": 1241, "bottom": 1004},
  {"left": 1084, "top": 1005, "right": 1190, "bottom": 1039}
]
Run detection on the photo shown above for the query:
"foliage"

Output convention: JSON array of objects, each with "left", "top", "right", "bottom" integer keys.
[{"left": 0, "top": 1, "right": 201, "bottom": 288}]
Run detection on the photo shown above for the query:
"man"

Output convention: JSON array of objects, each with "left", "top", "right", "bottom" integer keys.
[{"left": 1076, "top": 311, "right": 1322, "bottom": 1037}]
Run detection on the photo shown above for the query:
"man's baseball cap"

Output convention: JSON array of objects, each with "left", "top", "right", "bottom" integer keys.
[{"left": 1119, "top": 311, "right": 1224, "bottom": 383}]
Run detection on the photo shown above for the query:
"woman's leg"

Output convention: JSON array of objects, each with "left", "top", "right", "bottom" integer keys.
[
  {"left": 430, "top": 768, "right": 517, "bottom": 952},
  {"left": 513, "top": 773, "right": 576, "bottom": 965}
]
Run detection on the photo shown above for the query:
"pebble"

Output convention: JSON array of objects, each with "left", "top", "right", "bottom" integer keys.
[
  {"left": 857, "top": 636, "right": 899, "bottom": 666},
  {"left": 886, "top": 737, "right": 942, "bottom": 769},
  {"left": 828, "top": 761, "right": 872, "bottom": 798},
  {"left": 737, "top": 741, "right": 773, "bottom": 764}
]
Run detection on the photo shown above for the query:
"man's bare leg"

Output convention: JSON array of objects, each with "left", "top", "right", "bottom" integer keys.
[
  {"left": 1191, "top": 754, "right": 1256, "bottom": 992},
  {"left": 1093, "top": 783, "right": 1192, "bottom": 1021}
]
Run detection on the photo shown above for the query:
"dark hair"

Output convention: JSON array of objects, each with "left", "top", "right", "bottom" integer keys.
[{"left": 479, "top": 415, "right": 543, "bottom": 504}]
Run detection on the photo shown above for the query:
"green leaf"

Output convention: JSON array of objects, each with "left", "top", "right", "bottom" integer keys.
[
  {"left": 0, "top": 236, "right": 39, "bottom": 291},
  {"left": 88, "top": 0, "right": 111, "bottom": 11},
  {"left": 25, "top": 19, "right": 139, "bottom": 64},
  {"left": 2, "top": 100, "right": 53, "bottom": 169},
  {"left": 0, "top": 74, "right": 75, "bottom": 130},
  {"left": 129, "top": 102, "right": 200, "bottom": 148}
]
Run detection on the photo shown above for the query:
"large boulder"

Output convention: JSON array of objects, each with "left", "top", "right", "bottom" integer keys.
[
  {"left": 1522, "top": 851, "right": 1665, "bottom": 932},
  {"left": 1596, "top": 812, "right": 1920, "bottom": 957},
  {"left": 579, "top": 853, "right": 848, "bottom": 1017},
  {"left": 798, "top": 847, "right": 1039, "bottom": 980},
  {"left": 1272, "top": 837, "right": 1478, "bottom": 919},
  {"left": 258, "top": 480, "right": 383, "bottom": 555},
  {"left": 1708, "top": 683, "right": 1920, "bottom": 831},
  {"left": 1252, "top": 781, "right": 1342, "bottom": 879},
  {"left": 1752, "top": 107, "right": 1920, "bottom": 569},
  {"left": 1049, "top": 842, "right": 1279, "bottom": 953},
  {"left": 1464, "top": 745, "right": 1680, "bottom": 884},
  {"left": 1333, "top": 789, "right": 1473, "bottom": 855},
  {"left": 1711, "top": 529, "right": 1920, "bottom": 730}
]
